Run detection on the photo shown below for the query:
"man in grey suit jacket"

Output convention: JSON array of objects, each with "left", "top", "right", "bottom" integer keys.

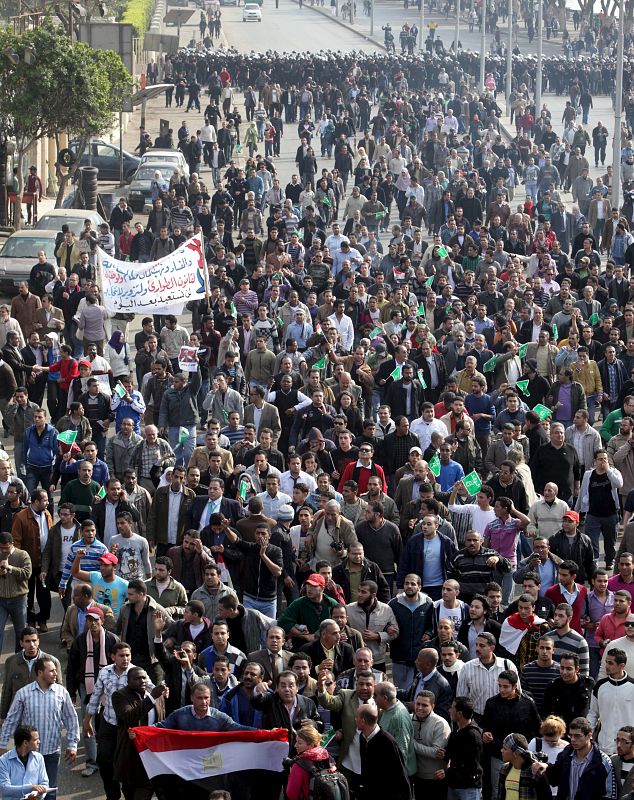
[
  {"left": 247, "top": 626, "right": 292, "bottom": 683},
  {"left": 244, "top": 387, "right": 281, "bottom": 447},
  {"left": 202, "top": 373, "right": 244, "bottom": 424}
]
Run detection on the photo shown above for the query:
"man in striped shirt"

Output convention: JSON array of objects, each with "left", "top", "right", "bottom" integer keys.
[
  {"left": 58, "top": 519, "right": 108, "bottom": 600},
  {"left": 547, "top": 602, "right": 591, "bottom": 677},
  {"left": 455, "top": 631, "right": 518, "bottom": 721},
  {"left": 0, "top": 657, "right": 79, "bottom": 787}
]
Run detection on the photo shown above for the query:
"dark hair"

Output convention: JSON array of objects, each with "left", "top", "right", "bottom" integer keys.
[
  {"left": 155, "top": 556, "right": 173, "bottom": 572},
  {"left": 127, "top": 579, "right": 146, "bottom": 594},
  {"left": 187, "top": 600, "right": 205, "bottom": 617},
  {"left": 289, "top": 652, "right": 313, "bottom": 669},
  {"left": 453, "top": 696, "right": 475, "bottom": 719},
  {"left": 19, "top": 626, "right": 39, "bottom": 640},
  {"left": 14, "top": 725, "right": 37, "bottom": 748}
]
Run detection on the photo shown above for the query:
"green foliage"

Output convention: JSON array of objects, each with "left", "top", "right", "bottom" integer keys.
[
  {"left": 121, "top": 0, "right": 155, "bottom": 36},
  {"left": 0, "top": 22, "right": 132, "bottom": 151}
]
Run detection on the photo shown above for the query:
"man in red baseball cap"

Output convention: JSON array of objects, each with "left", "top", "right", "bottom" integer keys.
[
  {"left": 71, "top": 549, "right": 129, "bottom": 616},
  {"left": 277, "top": 572, "right": 338, "bottom": 649}
]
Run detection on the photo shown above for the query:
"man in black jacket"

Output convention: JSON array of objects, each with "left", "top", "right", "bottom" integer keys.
[
  {"left": 90, "top": 478, "right": 141, "bottom": 545},
  {"left": 541, "top": 653, "right": 594, "bottom": 726},
  {"left": 152, "top": 636, "right": 205, "bottom": 715},
  {"left": 332, "top": 544, "right": 390, "bottom": 603},
  {"left": 301, "top": 618, "right": 355, "bottom": 677},
  {"left": 437, "top": 696, "right": 483, "bottom": 797},
  {"left": 355, "top": 702, "right": 412, "bottom": 800}
]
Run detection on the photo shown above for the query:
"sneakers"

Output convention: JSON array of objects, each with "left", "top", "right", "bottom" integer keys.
[{"left": 82, "top": 765, "right": 99, "bottom": 777}]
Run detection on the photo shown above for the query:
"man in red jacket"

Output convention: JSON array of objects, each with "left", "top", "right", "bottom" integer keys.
[
  {"left": 337, "top": 442, "right": 386, "bottom": 495},
  {"left": 545, "top": 559, "right": 588, "bottom": 633}
]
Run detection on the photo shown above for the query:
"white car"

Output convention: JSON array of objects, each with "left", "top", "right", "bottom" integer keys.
[
  {"left": 0, "top": 230, "right": 59, "bottom": 293},
  {"left": 139, "top": 150, "right": 190, "bottom": 180},
  {"left": 242, "top": 3, "right": 262, "bottom": 21}
]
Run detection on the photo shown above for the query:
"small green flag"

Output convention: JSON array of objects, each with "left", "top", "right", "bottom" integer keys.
[
  {"left": 321, "top": 197, "right": 332, "bottom": 207},
  {"left": 588, "top": 313, "right": 599, "bottom": 326},
  {"left": 417, "top": 302, "right": 426, "bottom": 316},
  {"left": 483, "top": 356, "right": 497, "bottom": 373},
  {"left": 97, "top": 485, "right": 107, "bottom": 499},
  {"left": 428, "top": 452, "right": 441, "bottom": 477},
  {"left": 320, "top": 729, "right": 337, "bottom": 747},
  {"left": 518, "top": 342, "right": 529, "bottom": 359},
  {"left": 425, "top": 275, "right": 435, "bottom": 287},
  {"left": 276, "top": 315, "right": 283, "bottom": 327},
  {"left": 417, "top": 369, "right": 427, "bottom": 388},
  {"left": 238, "top": 478, "right": 249, "bottom": 500},
  {"left": 436, "top": 245, "right": 449, "bottom": 258},
  {"left": 178, "top": 427, "right": 190, "bottom": 445},
  {"left": 462, "top": 470, "right": 482, "bottom": 496},
  {"left": 57, "top": 430, "right": 77, "bottom": 446},
  {"left": 230, "top": 302, "right": 237, "bottom": 318},
  {"left": 533, "top": 403, "right": 553, "bottom": 421},
  {"left": 390, "top": 364, "right": 403, "bottom": 381},
  {"left": 516, "top": 379, "right": 530, "bottom": 394},
  {"left": 313, "top": 355, "right": 326, "bottom": 370},
  {"left": 113, "top": 382, "right": 126, "bottom": 399},
  {"left": 552, "top": 322, "right": 559, "bottom": 341},
  {"left": 374, "top": 210, "right": 385, "bottom": 218},
  {"left": 369, "top": 326, "right": 383, "bottom": 338}
]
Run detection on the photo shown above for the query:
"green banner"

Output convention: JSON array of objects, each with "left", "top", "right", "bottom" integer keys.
[
  {"left": 533, "top": 403, "right": 553, "bottom": 421},
  {"left": 58, "top": 430, "right": 77, "bottom": 446},
  {"left": 483, "top": 356, "right": 497, "bottom": 373},
  {"left": 369, "top": 327, "right": 383, "bottom": 338},
  {"left": 428, "top": 452, "right": 441, "bottom": 477},
  {"left": 462, "top": 470, "right": 482, "bottom": 496},
  {"left": 516, "top": 379, "right": 529, "bottom": 395},
  {"left": 518, "top": 342, "right": 529, "bottom": 359}
]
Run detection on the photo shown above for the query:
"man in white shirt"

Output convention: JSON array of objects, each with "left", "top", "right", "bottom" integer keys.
[
  {"left": 280, "top": 453, "right": 317, "bottom": 496},
  {"left": 256, "top": 475, "right": 292, "bottom": 519},
  {"left": 410, "top": 403, "right": 449, "bottom": 451},
  {"left": 329, "top": 299, "right": 355, "bottom": 353},
  {"left": 324, "top": 223, "right": 349, "bottom": 257}
]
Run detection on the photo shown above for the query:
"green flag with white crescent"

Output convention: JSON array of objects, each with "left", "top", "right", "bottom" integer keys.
[
  {"left": 97, "top": 485, "right": 107, "bottom": 499},
  {"left": 437, "top": 245, "right": 448, "bottom": 258},
  {"left": 57, "top": 430, "right": 77, "bottom": 446},
  {"left": 589, "top": 313, "right": 599, "bottom": 326},
  {"left": 425, "top": 275, "right": 435, "bottom": 287},
  {"left": 313, "top": 355, "right": 326, "bottom": 370},
  {"left": 417, "top": 302, "right": 425, "bottom": 316},
  {"left": 178, "top": 427, "right": 190, "bottom": 445},
  {"left": 390, "top": 364, "right": 402, "bottom": 381},
  {"left": 322, "top": 197, "right": 332, "bottom": 207},
  {"left": 428, "top": 452, "right": 441, "bottom": 477},
  {"left": 238, "top": 478, "right": 249, "bottom": 500}
]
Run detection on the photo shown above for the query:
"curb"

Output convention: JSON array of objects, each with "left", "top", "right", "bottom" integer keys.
[{"left": 290, "top": 0, "right": 387, "bottom": 50}]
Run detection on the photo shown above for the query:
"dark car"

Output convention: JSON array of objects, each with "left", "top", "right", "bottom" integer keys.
[{"left": 68, "top": 140, "right": 140, "bottom": 183}]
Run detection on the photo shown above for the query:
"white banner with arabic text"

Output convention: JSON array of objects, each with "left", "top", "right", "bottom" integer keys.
[{"left": 98, "top": 233, "right": 206, "bottom": 315}]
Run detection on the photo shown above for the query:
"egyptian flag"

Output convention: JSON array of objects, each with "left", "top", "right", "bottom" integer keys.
[
  {"left": 132, "top": 726, "right": 289, "bottom": 784},
  {"left": 499, "top": 613, "right": 546, "bottom": 656}
]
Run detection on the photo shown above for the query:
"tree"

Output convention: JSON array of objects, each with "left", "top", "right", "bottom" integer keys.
[{"left": 0, "top": 22, "right": 131, "bottom": 224}]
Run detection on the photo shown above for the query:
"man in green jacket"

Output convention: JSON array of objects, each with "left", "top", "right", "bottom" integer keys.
[
  {"left": 277, "top": 573, "right": 337, "bottom": 649},
  {"left": 601, "top": 395, "right": 634, "bottom": 442}
]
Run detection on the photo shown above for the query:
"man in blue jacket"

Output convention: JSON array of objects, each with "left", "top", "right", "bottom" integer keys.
[
  {"left": 396, "top": 514, "right": 456, "bottom": 600},
  {"left": 23, "top": 409, "right": 57, "bottom": 507}
]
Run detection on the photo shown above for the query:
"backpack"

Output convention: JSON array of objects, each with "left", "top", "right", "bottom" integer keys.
[{"left": 295, "top": 758, "right": 350, "bottom": 800}]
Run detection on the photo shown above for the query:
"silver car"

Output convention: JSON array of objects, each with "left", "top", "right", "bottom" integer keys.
[{"left": 0, "top": 230, "right": 59, "bottom": 293}]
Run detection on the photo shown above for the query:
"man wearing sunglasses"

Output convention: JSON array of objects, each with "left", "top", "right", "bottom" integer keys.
[{"left": 598, "top": 612, "right": 634, "bottom": 679}]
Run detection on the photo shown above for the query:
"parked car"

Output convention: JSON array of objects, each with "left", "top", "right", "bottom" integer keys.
[
  {"left": 127, "top": 163, "right": 176, "bottom": 213},
  {"left": 0, "top": 230, "right": 59, "bottom": 293},
  {"left": 65, "top": 140, "right": 140, "bottom": 183},
  {"left": 139, "top": 149, "right": 190, "bottom": 180},
  {"left": 242, "top": 2, "right": 262, "bottom": 19},
  {"left": 35, "top": 209, "right": 106, "bottom": 236}
]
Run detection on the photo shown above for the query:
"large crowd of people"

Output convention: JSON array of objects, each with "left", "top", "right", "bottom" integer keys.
[{"left": 4, "top": 13, "right": 634, "bottom": 800}]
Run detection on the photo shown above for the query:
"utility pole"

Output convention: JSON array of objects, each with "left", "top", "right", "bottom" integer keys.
[
  {"left": 420, "top": 0, "right": 425, "bottom": 51},
  {"left": 505, "top": 0, "right": 512, "bottom": 110},
  {"left": 535, "top": 0, "right": 543, "bottom": 112},
  {"left": 370, "top": 0, "right": 374, "bottom": 35},
  {"left": 480, "top": 0, "right": 486, "bottom": 89},
  {"left": 613, "top": 0, "right": 625, "bottom": 210}
]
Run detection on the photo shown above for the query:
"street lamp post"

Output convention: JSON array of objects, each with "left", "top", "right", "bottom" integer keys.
[
  {"left": 613, "top": 0, "right": 625, "bottom": 210},
  {"left": 370, "top": 0, "right": 374, "bottom": 35},
  {"left": 454, "top": 0, "right": 460, "bottom": 52},
  {"left": 536, "top": 0, "right": 543, "bottom": 112},
  {"left": 480, "top": 0, "right": 486, "bottom": 89},
  {"left": 420, "top": 0, "right": 425, "bottom": 51}
]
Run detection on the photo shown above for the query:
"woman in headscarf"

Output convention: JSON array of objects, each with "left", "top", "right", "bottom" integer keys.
[
  {"left": 104, "top": 330, "right": 131, "bottom": 384},
  {"left": 150, "top": 170, "right": 168, "bottom": 202}
]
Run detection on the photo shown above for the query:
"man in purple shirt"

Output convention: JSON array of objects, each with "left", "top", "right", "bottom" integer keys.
[
  {"left": 609, "top": 552, "right": 634, "bottom": 610},
  {"left": 483, "top": 497, "right": 530, "bottom": 605}
]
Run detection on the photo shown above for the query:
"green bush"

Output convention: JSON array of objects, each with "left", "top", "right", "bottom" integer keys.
[{"left": 121, "top": 0, "right": 155, "bottom": 35}]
